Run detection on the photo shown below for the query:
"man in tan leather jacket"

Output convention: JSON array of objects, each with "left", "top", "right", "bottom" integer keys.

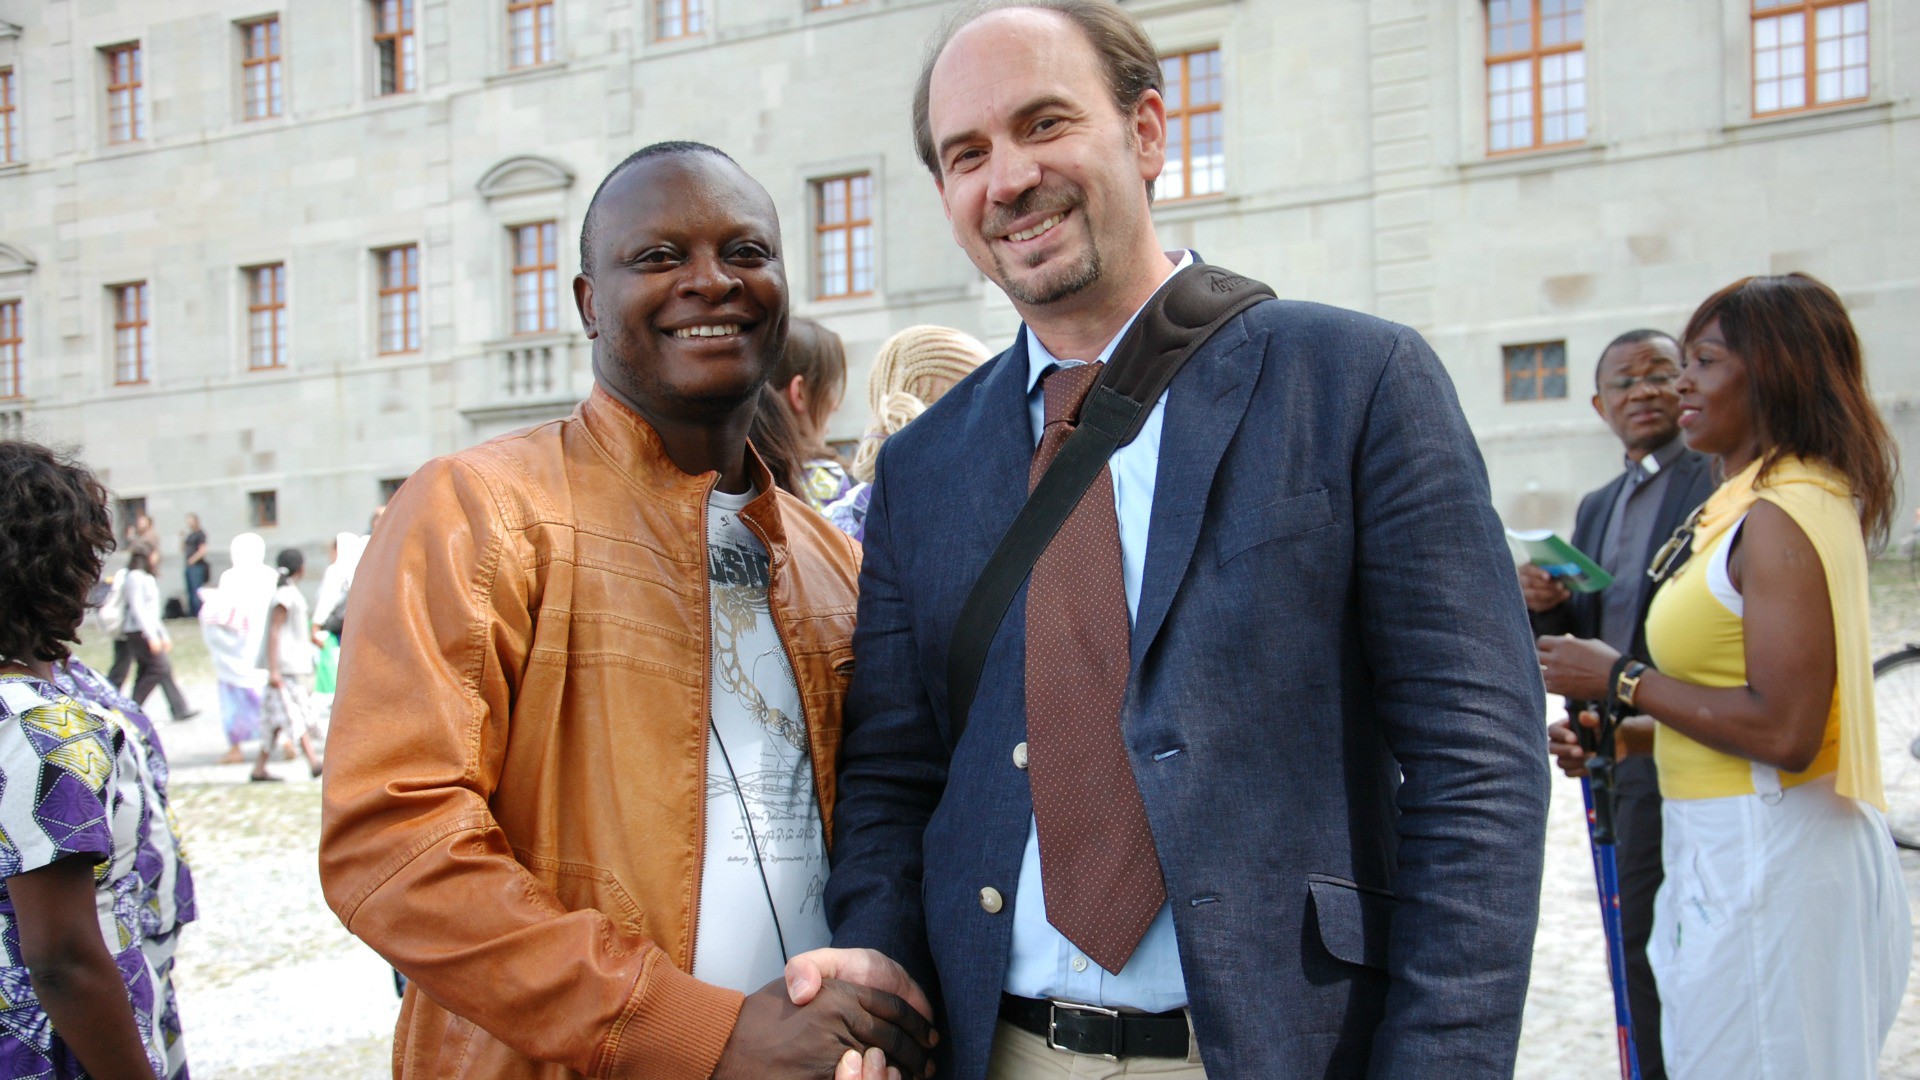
[{"left": 319, "top": 143, "right": 934, "bottom": 1080}]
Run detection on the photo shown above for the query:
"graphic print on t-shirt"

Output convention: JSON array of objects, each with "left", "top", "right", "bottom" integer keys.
[{"left": 693, "top": 489, "right": 831, "bottom": 993}]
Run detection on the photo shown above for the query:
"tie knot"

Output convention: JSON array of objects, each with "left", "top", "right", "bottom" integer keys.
[{"left": 1042, "top": 362, "right": 1105, "bottom": 428}]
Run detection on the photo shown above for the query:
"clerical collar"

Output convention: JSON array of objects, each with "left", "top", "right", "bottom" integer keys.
[{"left": 1627, "top": 435, "right": 1686, "bottom": 477}]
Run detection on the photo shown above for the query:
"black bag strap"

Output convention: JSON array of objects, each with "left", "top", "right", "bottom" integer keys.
[{"left": 943, "top": 261, "right": 1276, "bottom": 747}]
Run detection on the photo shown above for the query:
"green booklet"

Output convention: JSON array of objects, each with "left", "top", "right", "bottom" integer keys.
[{"left": 1505, "top": 528, "right": 1614, "bottom": 593}]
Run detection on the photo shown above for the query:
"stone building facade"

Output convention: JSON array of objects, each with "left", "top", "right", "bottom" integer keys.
[{"left": 0, "top": 0, "right": 1913, "bottom": 579}]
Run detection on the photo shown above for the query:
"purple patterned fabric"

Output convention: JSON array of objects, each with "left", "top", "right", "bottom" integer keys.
[
  {"left": 0, "top": 662, "right": 194, "bottom": 1078},
  {"left": 823, "top": 481, "right": 872, "bottom": 544}
]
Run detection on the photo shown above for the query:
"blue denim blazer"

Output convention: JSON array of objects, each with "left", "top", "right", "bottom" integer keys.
[{"left": 826, "top": 299, "right": 1550, "bottom": 1080}]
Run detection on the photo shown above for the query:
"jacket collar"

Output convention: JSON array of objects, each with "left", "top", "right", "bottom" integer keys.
[{"left": 578, "top": 384, "right": 785, "bottom": 545}]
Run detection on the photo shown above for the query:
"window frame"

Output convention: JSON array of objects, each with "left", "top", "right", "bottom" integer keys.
[
  {"left": 1156, "top": 47, "right": 1226, "bottom": 203},
  {"left": 0, "top": 67, "right": 18, "bottom": 164},
  {"left": 112, "top": 282, "right": 151, "bottom": 386},
  {"left": 812, "top": 173, "right": 875, "bottom": 301},
  {"left": 376, "top": 245, "right": 421, "bottom": 355},
  {"left": 809, "top": 0, "right": 863, "bottom": 10},
  {"left": 249, "top": 489, "right": 278, "bottom": 529},
  {"left": 103, "top": 42, "right": 145, "bottom": 144},
  {"left": 246, "top": 263, "right": 288, "bottom": 370},
  {"left": 1484, "top": 0, "right": 1587, "bottom": 156},
  {"left": 510, "top": 221, "right": 560, "bottom": 336},
  {"left": 1750, "top": 0, "right": 1870, "bottom": 118},
  {"left": 241, "top": 16, "right": 285, "bottom": 121},
  {"left": 374, "top": 0, "right": 418, "bottom": 96},
  {"left": 507, "top": 0, "right": 558, "bottom": 68},
  {"left": 1501, "top": 340, "right": 1569, "bottom": 403},
  {"left": 655, "top": 0, "right": 706, "bottom": 41},
  {"left": 0, "top": 299, "right": 20, "bottom": 399}
]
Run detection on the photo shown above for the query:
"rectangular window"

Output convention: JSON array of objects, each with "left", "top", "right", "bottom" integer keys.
[
  {"left": 115, "top": 497, "right": 146, "bottom": 535},
  {"left": 1486, "top": 0, "right": 1586, "bottom": 154},
  {"left": 113, "top": 283, "right": 150, "bottom": 385},
  {"left": 0, "top": 68, "right": 18, "bottom": 163},
  {"left": 1752, "top": 0, "right": 1869, "bottom": 116},
  {"left": 814, "top": 174, "right": 874, "bottom": 299},
  {"left": 509, "top": 0, "right": 557, "bottom": 67},
  {"left": 375, "top": 0, "right": 418, "bottom": 95},
  {"left": 1155, "top": 48, "right": 1225, "bottom": 201},
  {"left": 377, "top": 245, "right": 421, "bottom": 354},
  {"left": 249, "top": 489, "right": 278, "bottom": 528},
  {"left": 242, "top": 17, "right": 285, "bottom": 120},
  {"left": 511, "top": 222, "right": 559, "bottom": 335},
  {"left": 0, "top": 300, "right": 20, "bottom": 399},
  {"left": 811, "top": 0, "right": 859, "bottom": 9},
  {"left": 247, "top": 264, "right": 288, "bottom": 369},
  {"left": 656, "top": 0, "right": 705, "bottom": 40},
  {"left": 1503, "top": 341, "right": 1568, "bottom": 402},
  {"left": 378, "top": 475, "right": 409, "bottom": 503},
  {"left": 104, "top": 43, "right": 145, "bottom": 143}
]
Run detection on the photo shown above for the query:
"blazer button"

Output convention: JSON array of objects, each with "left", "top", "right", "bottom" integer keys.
[
  {"left": 1012, "top": 742, "right": 1029, "bottom": 770},
  {"left": 979, "top": 887, "right": 1005, "bottom": 914}
]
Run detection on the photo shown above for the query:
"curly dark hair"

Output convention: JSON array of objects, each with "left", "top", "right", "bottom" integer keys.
[{"left": 0, "top": 441, "right": 117, "bottom": 663}]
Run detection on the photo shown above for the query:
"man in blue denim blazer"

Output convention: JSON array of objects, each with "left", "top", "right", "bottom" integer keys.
[{"left": 816, "top": 3, "right": 1550, "bottom": 1077}]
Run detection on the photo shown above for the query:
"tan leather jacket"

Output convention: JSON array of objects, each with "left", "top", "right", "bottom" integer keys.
[{"left": 319, "top": 387, "right": 861, "bottom": 1079}]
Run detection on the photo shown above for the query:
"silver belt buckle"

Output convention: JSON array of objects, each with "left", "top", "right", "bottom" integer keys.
[{"left": 1047, "top": 999, "right": 1121, "bottom": 1060}]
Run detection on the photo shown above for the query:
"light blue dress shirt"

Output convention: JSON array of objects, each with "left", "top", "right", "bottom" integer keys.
[{"left": 1002, "top": 251, "right": 1191, "bottom": 1012}]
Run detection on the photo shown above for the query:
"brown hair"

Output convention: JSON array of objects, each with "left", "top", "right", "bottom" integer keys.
[
  {"left": 0, "top": 441, "right": 117, "bottom": 663},
  {"left": 749, "top": 382, "right": 808, "bottom": 499},
  {"left": 912, "top": 0, "right": 1162, "bottom": 190},
  {"left": 771, "top": 317, "right": 847, "bottom": 460},
  {"left": 1682, "top": 273, "right": 1899, "bottom": 545}
]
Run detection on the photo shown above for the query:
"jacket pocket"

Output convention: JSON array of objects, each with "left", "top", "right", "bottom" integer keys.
[
  {"left": 514, "top": 850, "right": 647, "bottom": 939},
  {"left": 1216, "top": 488, "right": 1334, "bottom": 566},
  {"left": 1306, "top": 874, "right": 1395, "bottom": 970}
]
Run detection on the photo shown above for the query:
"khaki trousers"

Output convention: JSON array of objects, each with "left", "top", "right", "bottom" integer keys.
[{"left": 984, "top": 1019, "right": 1209, "bottom": 1080}]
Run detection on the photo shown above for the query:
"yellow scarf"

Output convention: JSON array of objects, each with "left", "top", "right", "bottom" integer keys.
[{"left": 1681, "top": 455, "right": 1883, "bottom": 809}]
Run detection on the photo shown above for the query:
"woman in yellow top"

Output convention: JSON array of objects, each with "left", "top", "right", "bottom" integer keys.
[{"left": 1540, "top": 273, "right": 1910, "bottom": 1080}]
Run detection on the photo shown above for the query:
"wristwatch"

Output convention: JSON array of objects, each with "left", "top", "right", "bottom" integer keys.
[{"left": 1613, "top": 660, "right": 1649, "bottom": 711}]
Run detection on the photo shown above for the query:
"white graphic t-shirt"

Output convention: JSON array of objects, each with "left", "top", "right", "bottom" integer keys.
[{"left": 692, "top": 487, "right": 832, "bottom": 992}]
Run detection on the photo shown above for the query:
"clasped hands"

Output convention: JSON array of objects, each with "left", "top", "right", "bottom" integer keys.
[{"left": 710, "top": 947, "right": 939, "bottom": 1080}]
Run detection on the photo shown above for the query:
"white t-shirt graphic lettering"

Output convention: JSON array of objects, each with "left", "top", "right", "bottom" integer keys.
[{"left": 692, "top": 487, "right": 831, "bottom": 992}]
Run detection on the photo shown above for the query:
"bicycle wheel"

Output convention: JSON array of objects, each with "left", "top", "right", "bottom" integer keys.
[{"left": 1872, "top": 645, "right": 1920, "bottom": 849}]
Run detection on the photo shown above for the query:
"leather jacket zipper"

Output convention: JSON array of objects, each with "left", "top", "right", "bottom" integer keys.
[{"left": 688, "top": 473, "right": 720, "bottom": 976}]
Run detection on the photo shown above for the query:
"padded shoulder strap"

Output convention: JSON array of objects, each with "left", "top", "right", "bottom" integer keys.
[{"left": 943, "top": 262, "right": 1275, "bottom": 747}]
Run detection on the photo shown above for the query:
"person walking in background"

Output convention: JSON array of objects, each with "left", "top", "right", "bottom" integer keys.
[
  {"left": 203, "top": 533, "right": 277, "bottom": 765},
  {"left": 125, "top": 511, "right": 161, "bottom": 576},
  {"left": 181, "top": 512, "right": 209, "bottom": 618},
  {"left": 1541, "top": 273, "right": 1911, "bottom": 1079},
  {"left": 116, "top": 550, "right": 196, "bottom": 722},
  {"left": 772, "top": 316, "right": 854, "bottom": 510},
  {"left": 1519, "top": 328, "right": 1714, "bottom": 1080},
  {"left": 252, "top": 549, "right": 323, "bottom": 782},
  {"left": 824, "top": 325, "right": 990, "bottom": 542},
  {"left": 0, "top": 439, "right": 196, "bottom": 1080},
  {"left": 310, "top": 530, "right": 366, "bottom": 701}
]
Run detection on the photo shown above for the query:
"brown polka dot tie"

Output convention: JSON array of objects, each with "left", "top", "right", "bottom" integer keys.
[{"left": 1025, "top": 361, "right": 1166, "bottom": 975}]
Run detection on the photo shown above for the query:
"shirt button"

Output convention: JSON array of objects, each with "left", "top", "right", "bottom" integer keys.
[
  {"left": 1012, "top": 742, "right": 1030, "bottom": 770},
  {"left": 979, "top": 887, "right": 1004, "bottom": 914},
  {"left": 1071, "top": 955, "right": 1089, "bottom": 973}
]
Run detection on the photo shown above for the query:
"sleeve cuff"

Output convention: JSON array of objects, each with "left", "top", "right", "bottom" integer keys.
[{"left": 596, "top": 951, "right": 746, "bottom": 1080}]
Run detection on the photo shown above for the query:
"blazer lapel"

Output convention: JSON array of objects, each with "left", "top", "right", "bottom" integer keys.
[
  {"left": 1130, "top": 315, "right": 1262, "bottom": 667},
  {"left": 962, "top": 333, "right": 1038, "bottom": 557}
]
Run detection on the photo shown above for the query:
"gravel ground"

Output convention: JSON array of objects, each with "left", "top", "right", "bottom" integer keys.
[{"left": 76, "top": 561, "right": 1920, "bottom": 1077}]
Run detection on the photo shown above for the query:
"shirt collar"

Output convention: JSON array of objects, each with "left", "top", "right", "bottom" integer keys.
[
  {"left": 1628, "top": 434, "right": 1687, "bottom": 477},
  {"left": 1024, "top": 250, "right": 1196, "bottom": 395}
]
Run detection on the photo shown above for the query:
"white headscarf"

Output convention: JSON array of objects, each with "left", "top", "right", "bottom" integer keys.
[
  {"left": 213, "top": 533, "right": 279, "bottom": 686},
  {"left": 313, "top": 532, "right": 368, "bottom": 629}
]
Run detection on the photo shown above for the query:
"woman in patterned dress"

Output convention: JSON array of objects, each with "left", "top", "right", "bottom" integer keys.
[{"left": 0, "top": 440, "right": 195, "bottom": 1079}]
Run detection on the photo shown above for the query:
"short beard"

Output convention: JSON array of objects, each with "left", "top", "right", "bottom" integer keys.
[{"left": 981, "top": 184, "right": 1102, "bottom": 307}]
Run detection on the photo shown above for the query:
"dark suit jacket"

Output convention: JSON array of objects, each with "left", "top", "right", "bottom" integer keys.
[
  {"left": 825, "top": 300, "right": 1550, "bottom": 1080},
  {"left": 1528, "top": 450, "right": 1717, "bottom": 661}
]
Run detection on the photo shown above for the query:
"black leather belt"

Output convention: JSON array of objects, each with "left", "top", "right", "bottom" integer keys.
[{"left": 998, "top": 993, "right": 1191, "bottom": 1059}]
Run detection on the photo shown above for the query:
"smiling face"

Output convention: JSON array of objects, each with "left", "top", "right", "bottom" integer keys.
[
  {"left": 1592, "top": 338, "right": 1682, "bottom": 456},
  {"left": 925, "top": 8, "right": 1165, "bottom": 313},
  {"left": 574, "top": 153, "right": 787, "bottom": 428},
  {"left": 1676, "top": 317, "right": 1763, "bottom": 470}
]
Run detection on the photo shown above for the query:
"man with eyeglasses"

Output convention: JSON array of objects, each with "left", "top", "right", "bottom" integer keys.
[{"left": 1523, "top": 327, "right": 1715, "bottom": 1080}]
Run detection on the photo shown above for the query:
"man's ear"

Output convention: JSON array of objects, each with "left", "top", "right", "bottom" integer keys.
[
  {"left": 573, "top": 273, "right": 597, "bottom": 339},
  {"left": 1590, "top": 393, "right": 1605, "bottom": 423},
  {"left": 1131, "top": 88, "right": 1169, "bottom": 185}
]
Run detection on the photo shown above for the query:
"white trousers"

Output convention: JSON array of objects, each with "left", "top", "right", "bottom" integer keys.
[{"left": 1650, "top": 773, "right": 1911, "bottom": 1079}]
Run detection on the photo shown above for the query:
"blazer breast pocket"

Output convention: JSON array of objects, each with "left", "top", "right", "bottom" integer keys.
[{"left": 1215, "top": 488, "right": 1335, "bottom": 567}]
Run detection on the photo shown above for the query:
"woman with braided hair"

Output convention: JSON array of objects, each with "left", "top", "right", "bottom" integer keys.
[{"left": 825, "top": 325, "right": 990, "bottom": 542}]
